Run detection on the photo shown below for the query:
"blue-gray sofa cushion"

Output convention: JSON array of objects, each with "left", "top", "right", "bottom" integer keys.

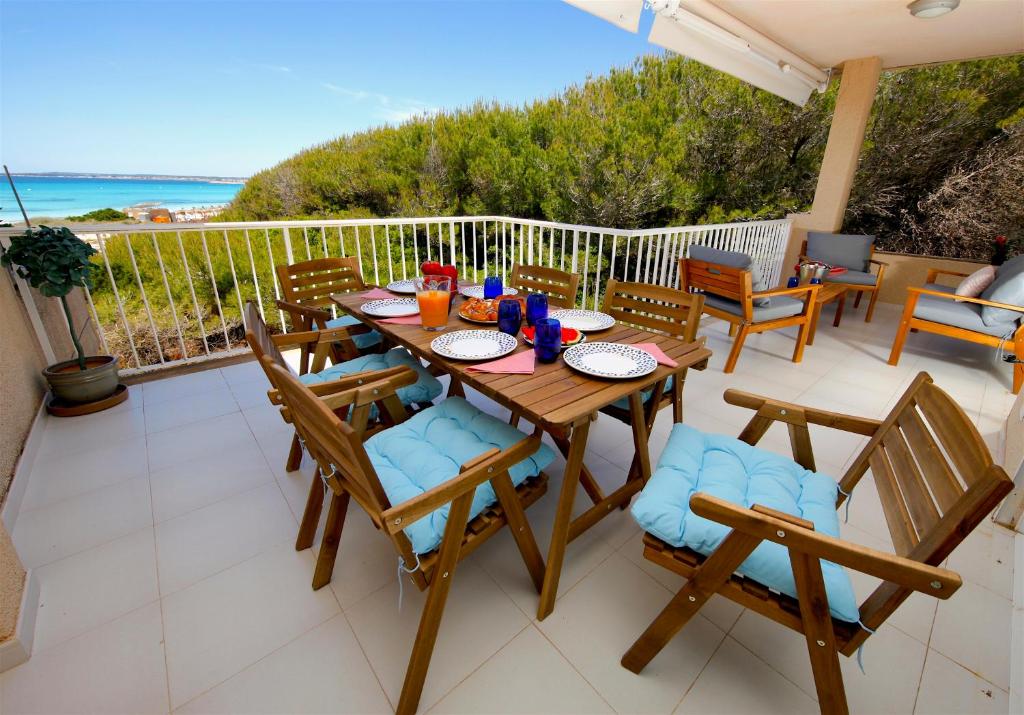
[
  {"left": 915, "top": 284, "right": 1018, "bottom": 338},
  {"left": 365, "top": 397, "right": 555, "bottom": 554},
  {"left": 631, "top": 424, "right": 859, "bottom": 622},
  {"left": 690, "top": 245, "right": 770, "bottom": 307},
  {"left": 298, "top": 347, "right": 443, "bottom": 406},
  {"left": 980, "top": 255, "right": 1024, "bottom": 326},
  {"left": 807, "top": 232, "right": 875, "bottom": 273},
  {"left": 326, "top": 315, "right": 383, "bottom": 351},
  {"left": 824, "top": 269, "right": 877, "bottom": 287},
  {"left": 704, "top": 294, "right": 804, "bottom": 322}
]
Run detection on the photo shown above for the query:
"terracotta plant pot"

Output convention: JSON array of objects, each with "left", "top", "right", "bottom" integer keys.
[{"left": 42, "top": 355, "right": 119, "bottom": 404}]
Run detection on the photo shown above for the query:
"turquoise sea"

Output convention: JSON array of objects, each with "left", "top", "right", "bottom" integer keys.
[{"left": 0, "top": 175, "right": 243, "bottom": 222}]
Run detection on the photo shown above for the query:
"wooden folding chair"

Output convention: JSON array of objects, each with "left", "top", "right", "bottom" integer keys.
[
  {"left": 276, "top": 256, "right": 380, "bottom": 365},
  {"left": 622, "top": 372, "right": 1013, "bottom": 715},
  {"left": 267, "top": 363, "right": 550, "bottom": 715},
  {"left": 509, "top": 263, "right": 580, "bottom": 308}
]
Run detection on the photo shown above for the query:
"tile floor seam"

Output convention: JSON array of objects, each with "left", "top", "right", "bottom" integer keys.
[
  {"left": 425, "top": 621, "right": 535, "bottom": 713},
  {"left": 521, "top": 621, "right": 618, "bottom": 714},
  {"left": 724, "top": 633, "right": 822, "bottom": 705},
  {"left": 156, "top": 529, "right": 294, "bottom": 599},
  {"left": 668, "top": 627, "right": 731, "bottom": 714},
  {"left": 168, "top": 609, "right": 347, "bottom": 714},
  {"left": 152, "top": 475, "right": 284, "bottom": 530},
  {"left": 337, "top": 608, "right": 394, "bottom": 713}
]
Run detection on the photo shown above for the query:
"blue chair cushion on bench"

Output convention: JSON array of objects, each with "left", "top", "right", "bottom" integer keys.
[
  {"left": 690, "top": 245, "right": 770, "bottom": 307},
  {"left": 365, "top": 397, "right": 556, "bottom": 554},
  {"left": 326, "top": 315, "right": 383, "bottom": 351},
  {"left": 704, "top": 294, "right": 804, "bottom": 322},
  {"left": 298, "top": 347, "right": 442, "bottom": 406},
  {"left": 913, "top": 283, "right": 1018, "bottom": 338},
  {"left": 631, "top": 423, "right": 860, "bottom": 623},
  {"left": 980, "top": 254, "right": 1024, "bottom": 326}
]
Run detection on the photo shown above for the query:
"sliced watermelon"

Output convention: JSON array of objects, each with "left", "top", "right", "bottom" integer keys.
[{"left": 522, "top": 326, "right": 581, "bottom": 343}]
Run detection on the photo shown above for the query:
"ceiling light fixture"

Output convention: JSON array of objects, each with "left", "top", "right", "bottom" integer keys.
[{"left": 907, "top": 0, "right": 960, "bottom": 19}]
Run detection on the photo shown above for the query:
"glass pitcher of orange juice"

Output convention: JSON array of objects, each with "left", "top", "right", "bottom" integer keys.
[{"left": 415, "top": 276, "right": 451, "bottom": 331}]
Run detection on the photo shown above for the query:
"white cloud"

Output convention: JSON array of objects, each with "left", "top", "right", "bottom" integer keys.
[
  {"left": 256, "top": 63, "right": 292, "bottom": 73},
  {"left": 322, "top": 83, "right": 435, "bottom": 122}
]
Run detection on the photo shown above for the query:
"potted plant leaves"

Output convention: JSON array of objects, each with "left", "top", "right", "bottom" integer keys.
[{"left": 2, "top": 225, "right": 122, "bottom": 408}]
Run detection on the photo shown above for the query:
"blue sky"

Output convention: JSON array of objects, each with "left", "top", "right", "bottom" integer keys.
[{"left": 1, "top": 0, "right": 657, "bottom": 177}]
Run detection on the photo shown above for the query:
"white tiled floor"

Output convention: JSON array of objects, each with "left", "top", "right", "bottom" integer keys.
[{"left": 3, "top": 302, "right": 1018, "bottom": 714}]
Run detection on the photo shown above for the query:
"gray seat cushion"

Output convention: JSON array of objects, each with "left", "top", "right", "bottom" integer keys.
[
  {"left": 914, "top": 283, "right": 1018, "bottom": 338},
  {"left": 980, "top": 255, "right": 1024, "bottom": 326},
  {"left": 705, "top": 294, "right": 804, "bottom": 322},
  {"left": 824, "top": 269, "right": 877, "bottom": 287},
  {"left": 690, "top": 245, "right": 770, "bottom": 306},
  {"left": 807, "top": 232, "right": 875, "bottom": 272}
]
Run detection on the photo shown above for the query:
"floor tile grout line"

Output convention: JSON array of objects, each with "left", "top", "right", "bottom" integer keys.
[
  {"left": 668, "top": 627, "right": 732, "bottom": 714},
  {"left": 725, "top": 633, "right": 822, "bottom": 706},
  {"left": 522, "top": 621, "right": 618, "bottom": 714}
]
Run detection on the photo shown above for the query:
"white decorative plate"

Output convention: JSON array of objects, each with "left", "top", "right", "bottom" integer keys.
[
  {"left": 360, "top": 298, "right": 420, "bottom": 317},
  {"left": 431, "top": 330, "right": 518, "bottom": 361},
  {"left": 386, "top": 279, "right": 417, "bottom": 294},
  {"left": 460, "top": 285, "right": 518, "bottom": 299},
  {"left": 563, "top": 342, "right": 657, "bottom": 379},
  {"left": 549, "top": 309, "right": 615, "bottom": 332}
]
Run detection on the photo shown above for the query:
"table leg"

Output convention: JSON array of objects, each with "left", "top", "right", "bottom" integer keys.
[
  {"left": 446, "top": 375, "right": 465, "bottom": 398},
  {"left": 808, "top": 302, "right": 822, "bottom": 346},
  {"left": 537, "top": 417, "right": 591, "bottom": 620},
  {"left": 833, "top": 293, "right": 846, "bottom": 328}
]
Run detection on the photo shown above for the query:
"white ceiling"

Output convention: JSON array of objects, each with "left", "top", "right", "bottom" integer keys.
[{"left": 707, "top": 0, "right": 1024, "bottom": 70}]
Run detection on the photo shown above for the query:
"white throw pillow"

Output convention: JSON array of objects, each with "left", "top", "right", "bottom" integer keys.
[{"left": 954, "top": 265, "right": 996, "bottom": 301}]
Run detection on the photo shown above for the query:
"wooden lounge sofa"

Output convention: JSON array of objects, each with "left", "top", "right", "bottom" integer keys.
[
  {"left": 621, "top": 372, "right": 1013, "bottom": 715},
  {"left": 680, "top": 249, "right": 817, "bottom": 373},
  {"left": 889, "top": 266, "right": 1024, "bottom": 393},
  {"left": 267, "top": 362, "right": 553, "bottom": 715},
  {"left": 801, "top": 231, "right": 888, "bottom": 323}
]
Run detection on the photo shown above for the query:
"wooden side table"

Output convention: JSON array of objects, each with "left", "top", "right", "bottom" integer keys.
[{"left": 808, "top": 283, "right": 847, "bottom": 345}]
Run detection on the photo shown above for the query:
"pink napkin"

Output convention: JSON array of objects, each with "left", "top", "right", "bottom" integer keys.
[
  {"left": 466, "top": 350, "right": 536, "bottom": 374},
  {"left": 634, "top": 342, "right": 678, "bottom": 368},
  {"left": 379, "top": 315, "right": 423, "bottom": 325},
  {"left": 361, "top": 287, "right": 397, "bottom": 300}
]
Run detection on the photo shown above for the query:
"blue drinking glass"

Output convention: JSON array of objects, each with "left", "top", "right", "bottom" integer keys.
[
  {"left": 497, "top": 299, "right": 522, "bottom": 337},
  {"left": 533, "top": 318, "right": 561, "bottom": 364},
  {"left": 483, "top": 276, "right": 503, "bottom": 299},
  {"left": 787, "top": 276, "right": 800, "bottom": 288},
  {"left": 525, "top": 293, "right": 548, "bottom": 327}
]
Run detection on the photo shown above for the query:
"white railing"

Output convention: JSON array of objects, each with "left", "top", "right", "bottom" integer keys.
[{"left": 2, "top": 215, "right": 790, "bottom": 374}]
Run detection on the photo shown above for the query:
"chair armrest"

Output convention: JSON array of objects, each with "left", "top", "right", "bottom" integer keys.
[
  {"left": 267, "top": 366, "right": 416, "bottom": 405},
  {"left": 380, "top": 434, "right": 544, "bottom": 532},
  {"left": 869, "top": 259, "right": 889, "bottom": 268},
  {"left": 723, "top": 389, "right": 881, "bottom": 436},
  {"left": 908, "top": 287, "right": 1024, "bottom": 314},
  {"left": 690, "top": 493, "right": 961, "bottom": 597},
  {"left": 924, "top": 268, "right": 969, "bottom": 283},
  {"left": 752, "top": 284, "right": 818, "bottom": 300}
]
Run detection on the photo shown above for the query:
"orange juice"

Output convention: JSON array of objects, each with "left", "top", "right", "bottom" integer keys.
[{"left": 417, "top": 289, "right": 450, "bottom": 330}]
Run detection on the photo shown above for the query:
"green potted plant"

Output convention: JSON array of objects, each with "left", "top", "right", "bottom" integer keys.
[{"left": 2, "top": 225, "right": 120, "bottom": 404}]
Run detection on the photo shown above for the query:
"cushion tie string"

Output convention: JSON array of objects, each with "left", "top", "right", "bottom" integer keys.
[
  {"left": 837, "top": 484, "right": 853, "bottom": 523},
  {"left": 319, "top": 467, "right": 337, "bottom": 502},
  {"left": 397, "top": 553, "right": 422, "bottom": 611},
  {"left": 855, "top": 619, "right": 876, "bottom": 674}
]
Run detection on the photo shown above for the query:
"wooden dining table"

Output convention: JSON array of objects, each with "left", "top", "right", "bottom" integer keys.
[{"left": 332, "top": 289, "right": 712, "bottom": 620}]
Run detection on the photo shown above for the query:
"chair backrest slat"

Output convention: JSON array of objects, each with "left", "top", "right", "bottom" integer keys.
[
  {"left": 244, "top": 302, "right": 290, "bottom": 376},
  {"left": 509, "top": 263, "right": 579, "bottom": 308},
  {"left": 913, "top": 383, "right": 990, "bottom": 484},
  {"left": 277, "top": 257, "right": 365, "bottom": 312},
  {"left": 881, "top": 428, "right": 941, "bottom": 537},
  {"left": 866, "top": 449, "right": 918, "bottom": 555},
  {"left": 680, "top": 258, "right": 752, "bottom": 305},
  {"left": 600, "top": 279, "right": 703, "bottom": 341},
  {"left": 896, "top": 408, "right": 963, "bottom": 511}
]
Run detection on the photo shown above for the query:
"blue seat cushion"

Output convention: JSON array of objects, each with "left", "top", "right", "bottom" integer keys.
[
  {"left": 824, "top": 269, "right": 877, "bottom": 287},
  {"left": 326, "top": 315, "right": 383, "bottom": 351},
  {"left": 298, "top": 347, "right": 442, "bottom": 406},
  {"left": 913, "top": 283, "right": 1017, "bottom": 338},
  {"left": 704, "top": 294, "right": 804, "bottom": 322},
  {"left": 632, "top": 424, "right": 860, "bottom": 623},
  {"left": 365, "top": 397, "right": 556, "bottom": 554},
  {"left": 807, "top": 232, "right": 875, "bottom": 273}
]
